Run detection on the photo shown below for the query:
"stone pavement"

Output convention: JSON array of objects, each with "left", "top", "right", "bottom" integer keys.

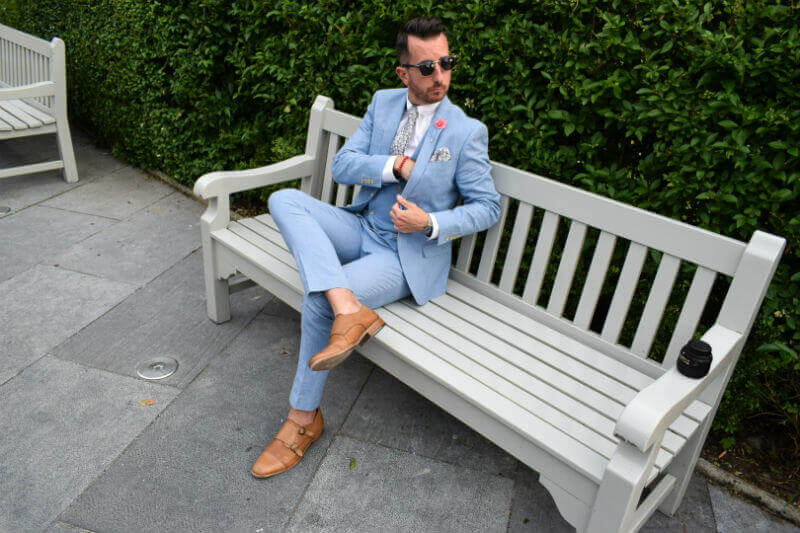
[{"left": 1, "top": 131, "right": 797, "bottom": 532}]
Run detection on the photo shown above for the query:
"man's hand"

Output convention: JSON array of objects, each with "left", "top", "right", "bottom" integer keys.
[
  {"left": 393, "top": 156, "right": 416, "bottom": 181},
  {"left": 391, "top": 195, "right": 429, "bottom": 233}
]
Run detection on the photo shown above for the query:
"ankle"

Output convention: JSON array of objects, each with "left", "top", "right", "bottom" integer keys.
[{"left": 288, "top": 408, "right": 316, "bottom": 426}]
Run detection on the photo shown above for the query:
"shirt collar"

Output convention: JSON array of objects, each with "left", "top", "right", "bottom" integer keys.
[{"left": 406, "top": 97, "right": 441, "bottom": 117}]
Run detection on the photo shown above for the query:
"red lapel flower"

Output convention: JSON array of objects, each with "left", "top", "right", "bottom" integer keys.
[{"left": 435, "top": 118, "right": 447, "bottom": 129}]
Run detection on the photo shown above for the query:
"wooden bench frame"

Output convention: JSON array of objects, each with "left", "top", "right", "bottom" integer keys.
[
  {"left": 194, "top": 96, "right": 785, "bottom": 532},
  {"left": 0, "top": 23, "right": 78, "bottom": 182}
]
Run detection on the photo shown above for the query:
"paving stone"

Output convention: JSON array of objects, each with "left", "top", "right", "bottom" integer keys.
[
  {"left": 641, "top": 475, "right": 717, "bottom": 531},
  {"left": 0, "top": 205, "right": 116, "bottom": 282},
  {"left": 41, "top": 165, "right": 173, "bottom": 220},
  {"left": 0, "top": 356, "right": 180, "bottom": 531},
  {"left": 709, "top": 483, "right": 799, "bottom": 532},
  {"left": 58, "top": 306, "right": 373, "bottom": 533},
  {"left": 341, "top": 366, "right": 518, "bottom": 478},
  {"left": 0, "top": 170, "right": 81, "bottom": 216},
  {"left": 49, "top": 192, "right": 204, "bottom": 286},
  {"left": 286, "top": 434, "right": 514, "bottom": 532},
  {"left": 0, "top": 264, "right": 136, "bottom": 385},
  {"left": 53, "top": 249, "right": 271, "bottom": 387},
  {"left": 507, "top": 465, "right": 573, "bottom": 532}
]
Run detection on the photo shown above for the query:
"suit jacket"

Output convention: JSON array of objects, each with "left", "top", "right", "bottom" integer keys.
[{"left": 331, "top": 88, "right": 501, "bottom": 305}]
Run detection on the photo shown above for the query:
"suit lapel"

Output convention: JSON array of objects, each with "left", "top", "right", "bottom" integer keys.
[{"left": 403, "top": 96, "right": 451, "bottom": 199}]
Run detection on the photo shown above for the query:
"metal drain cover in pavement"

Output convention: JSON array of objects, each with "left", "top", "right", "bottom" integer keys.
[
  {"left": 136, "top": 357, "right": 178, "bottom": 380},
  {"left": 0, "top": 206, "right": 11, "bottom": 215}
]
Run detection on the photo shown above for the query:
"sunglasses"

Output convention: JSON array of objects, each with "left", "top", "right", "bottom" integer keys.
[{"left": 400, "top": 55, "right": 458, "bottom": 76}]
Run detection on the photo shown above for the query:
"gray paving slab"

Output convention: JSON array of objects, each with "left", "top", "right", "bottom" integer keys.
[
  {"left": 0, "top": 264, "right": 137, "bottom": 385},
  {"left": 0, "top": 355, "right": 180, "bottom": 532},
  {"left": 49, "top": 192, "right": 204, "bottom": 287},
  {"left": 643, "top": 475, "right": 718, "bottom": 531},
  {"left": 341, "top": 365, "right": 518, "bottom": 478},
  {"left": 53, "top": 249, "right": 271, "bottom": 388},
  {"left": 709, "top": 483, "right": 800, "bottom": 532},
  {"left": 41, "top": 165, "right": 173, "bottom": 220},
  {"left": 0, "top": 205, "right": 116, "bottom": 282},
  {"left": 58, "top": 305, "right": 373, "bottom": 533},
  {"left": 286, "top": 434, "right": 514, "bottom": 532},
  {"left": 0, "top": 170, "right": 81, "bottom": 217}
]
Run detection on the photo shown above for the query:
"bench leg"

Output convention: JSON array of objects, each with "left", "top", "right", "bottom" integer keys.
[
  {"left": 201, "top": 239, "right": 231, "bottom": 324},
  {"left": 56, "top": 122, "right": 78, "bottom": 183},
  {"left": 657, "top": 415, "right": 711, "bottom": 516},
  {"left": 586, "top": 440, "right": 661, "bottom": 533},
  {"left": 539, "top": 477, "right": 591, "bottom": 532}
]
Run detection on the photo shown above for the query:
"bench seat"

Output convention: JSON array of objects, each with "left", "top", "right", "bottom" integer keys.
[
  {"left": 214, "top": 214, "right": 712, "bottom": 486},
  {"left": 0, "top": 98, "right": 57, "bottom": 134}
]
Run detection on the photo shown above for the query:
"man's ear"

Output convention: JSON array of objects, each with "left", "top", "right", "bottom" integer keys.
[{"left": 396, "top": 65, "right": 409, "bottom": 86}]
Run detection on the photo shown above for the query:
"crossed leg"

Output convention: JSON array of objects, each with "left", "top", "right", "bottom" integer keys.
[{"left": 253, "top": 189, "right": 410, "bottom": 477}]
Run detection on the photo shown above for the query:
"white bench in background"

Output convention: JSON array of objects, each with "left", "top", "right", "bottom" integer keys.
[
  {"left": 0, "top": 22, "right": 77, "bottom": 182},
  {"left": 194, "top": 96, "right": 785, "bottom": 532}
]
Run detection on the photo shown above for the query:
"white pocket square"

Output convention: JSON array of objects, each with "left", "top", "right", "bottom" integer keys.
[{"left": 430, "top": 147, "right": 451, "bottom": 162}]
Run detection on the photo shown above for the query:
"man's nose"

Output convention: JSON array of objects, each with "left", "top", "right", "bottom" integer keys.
[{"left": 431, "top": 62, "right": 445, "bottom": 81}]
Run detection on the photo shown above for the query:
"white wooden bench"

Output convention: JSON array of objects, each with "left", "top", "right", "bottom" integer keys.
[
  {"left": 194, "top": 96, "right": 785, "bottom": 532},
  {"left": 0, "top": 23, "right": 77, "bottom": 182}
]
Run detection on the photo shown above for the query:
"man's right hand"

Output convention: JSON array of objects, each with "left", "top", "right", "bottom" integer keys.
[{"left": 393, "top": 156, "right": 416, "bottom": 181}]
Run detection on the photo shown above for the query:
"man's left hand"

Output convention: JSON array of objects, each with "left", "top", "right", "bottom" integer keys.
[{"left": 391, "top": 195, "right": 428, "bottom": 233}]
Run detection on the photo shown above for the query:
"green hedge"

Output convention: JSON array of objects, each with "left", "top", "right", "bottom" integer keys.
[{"left": 7, "top": 0, "right": 799, "bottom": 449}]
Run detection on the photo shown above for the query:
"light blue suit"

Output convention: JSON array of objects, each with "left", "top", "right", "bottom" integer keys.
[{"left": 269, "top": 88, "right": 500, "bottom": 410}]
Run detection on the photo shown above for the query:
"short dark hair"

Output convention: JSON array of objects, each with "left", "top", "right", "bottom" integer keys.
[{"left": 396, "top": 17, "right": 447, "bottom": 62}]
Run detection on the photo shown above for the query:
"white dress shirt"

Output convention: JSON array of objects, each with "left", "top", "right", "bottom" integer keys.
[{"left": 381, "top": 98, "right": 441, "bottom": 239}]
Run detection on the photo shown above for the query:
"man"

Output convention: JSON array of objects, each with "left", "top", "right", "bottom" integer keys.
[{"left": 251, "top": 17, "right": 500, "bottom": 478}]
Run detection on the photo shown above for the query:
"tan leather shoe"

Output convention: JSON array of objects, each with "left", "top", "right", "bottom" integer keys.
[
  {"left": 308, "top": 306, "right": 385, "bottom": 371},
  {"left": 251, "top": 409, "right": 324, "bottom": 478}
]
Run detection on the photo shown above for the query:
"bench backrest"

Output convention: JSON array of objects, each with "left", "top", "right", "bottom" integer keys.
[
  {"left": 0, "top": 23, "right": 62, "bottom": 112},
  {"left": 299, "top": 96, "right": 784, "bottom": 382}
]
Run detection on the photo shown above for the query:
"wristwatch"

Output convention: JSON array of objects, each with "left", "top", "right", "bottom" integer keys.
[{"left": 424, "top": 215, "right": 434, "bottom": 237}]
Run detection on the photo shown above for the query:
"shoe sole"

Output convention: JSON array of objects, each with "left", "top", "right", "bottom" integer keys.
[
  {"left": 308, "top": 318, "right": 385, "bottom": 372},
  {"left": 251, "top": 427, "right": 324, "bottom": 479}
]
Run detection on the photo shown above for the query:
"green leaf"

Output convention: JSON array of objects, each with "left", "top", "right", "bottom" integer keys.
[
  {"left": 349, "top": 457, "right": 356, "bottom": 470},
  {"left": 718, "top": 120, "right": 738, "bottom": 129},
  {"left": 564, "top": 123, "right": 575, "bottom": 136}
]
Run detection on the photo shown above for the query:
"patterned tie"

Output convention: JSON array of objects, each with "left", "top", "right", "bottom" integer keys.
[{"left": 390, "top": 105, "right": 418, "bottom": 156}]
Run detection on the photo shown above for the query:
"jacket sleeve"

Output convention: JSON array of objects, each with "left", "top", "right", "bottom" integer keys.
[
  {"left": 331, "top": 93, "right": 390, "bottom": 189},
  {"left": 431, "top": 122, "right": 501, "bottom": 245}
]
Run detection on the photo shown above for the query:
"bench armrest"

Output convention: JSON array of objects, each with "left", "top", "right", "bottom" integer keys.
[
  {"left": 614, "top": 324, "right": 744, "bottom": 452},
  {"left": 0, "top": 81, "right": 56, "bottom": 100},
  {"left": 193, "top": 154, "right": 315, "bottom": 199}
]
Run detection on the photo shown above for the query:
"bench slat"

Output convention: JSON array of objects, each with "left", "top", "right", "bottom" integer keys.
[
  {"left": 522, "top": 210, "right": 560, "bottom": 305},
  {"left": 319, "top": 133, "right": 340, "bottom": 204},
  {"left": 6, "top": 98, "right": 53, "bottom": 122},
  {"left": 386, "top": 305, "right": 619, "bottom": 459},
  {"left": 0, "top": 105, "right": 27, "bottom": 129},
  {"left": 0, "top": 99, "right": 42, "bottom": 127},
  {"left": 631, "top": 253, "right": 681, "bottom": 357},
  {"left": 547, "top": 220, "right": 588, "bottom": 317},
  {"left": 490, "top": 162, "right": 746, "bottom": 276},
  {"left": 601, "top": 242, "right": 648, "bottom": 344},
  {"left": 335, "top": 183, "right": 350, "bottom": 207},
  {"left": 455, "top": 232, "right": 477, "bottom": 272},
  {"left": 444, "top": 282, "right": 706, "bottom": 436},
  {"left": 476, "top": 195, "right": 510, "bottom": 282},
  {"left": 498, "top": 202, "right": 534, "bottom": 292},
  {"left": 574, "top": 231, "right": 617, "bottom": 330},
  {"left": 663, "top": 266, "right": 717, "bottom": 368}
]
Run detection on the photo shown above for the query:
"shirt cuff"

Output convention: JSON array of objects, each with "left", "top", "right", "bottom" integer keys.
[
  {"left": 427, "top": 213, "right": 439, "bottom": 240},
  {"left": 381, "top": 156, "right": 398, "bottom": 184}
]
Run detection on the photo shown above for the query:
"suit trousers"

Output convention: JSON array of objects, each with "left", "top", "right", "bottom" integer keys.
[{"left": 268, "top": 188, "right": 411, "bottom": 410}]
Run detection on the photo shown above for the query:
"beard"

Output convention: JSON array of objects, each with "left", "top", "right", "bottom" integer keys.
[{"left": 410, "top": 82, "right": 448, "bottom": 105}]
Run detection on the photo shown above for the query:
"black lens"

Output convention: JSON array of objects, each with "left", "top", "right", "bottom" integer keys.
[
  {"left": 418, "top": 61, "right": 435, "bottom": 76},
  {"left": 441, "top": 56, "right": 457, "bottom": 71}
]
